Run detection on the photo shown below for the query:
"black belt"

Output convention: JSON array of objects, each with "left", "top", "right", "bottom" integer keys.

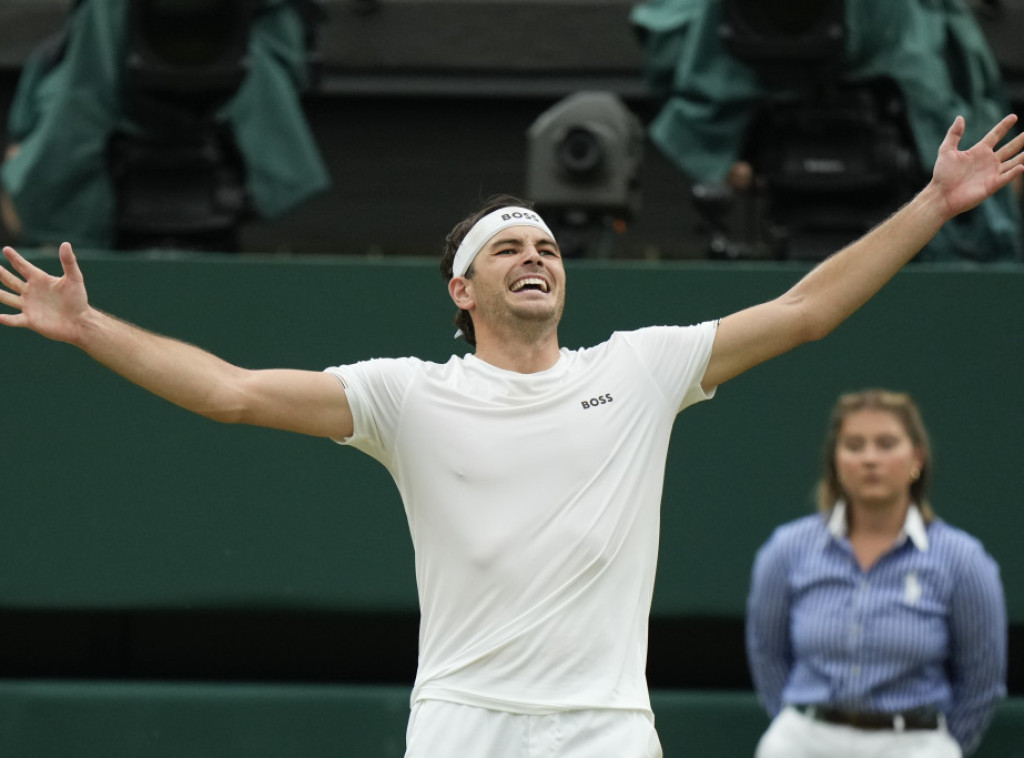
[{"left": 795, "top": 704, "right": 941, "bottom": 731}]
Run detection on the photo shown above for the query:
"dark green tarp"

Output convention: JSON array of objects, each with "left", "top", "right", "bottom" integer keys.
[
  {"left": 1, "top": 0, "right": 330, "bottom": 248},
  {"left": 631, "top": 0, "right": 1023, "bottom": 261}
]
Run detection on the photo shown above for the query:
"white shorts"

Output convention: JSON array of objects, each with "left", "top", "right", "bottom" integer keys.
[
  {"left": 755, "top": 705, "right": 962, "bottom": 758},
  {"left": 405, "top": 699, "right": 663, "bottom": 758}
]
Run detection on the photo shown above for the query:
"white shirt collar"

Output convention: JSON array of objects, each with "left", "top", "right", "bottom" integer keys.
[{"left": 827, "top": 500, "right": 930, "bottom": 551}]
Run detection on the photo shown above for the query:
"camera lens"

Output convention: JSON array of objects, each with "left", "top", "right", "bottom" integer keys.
[{"left": 557, "top": 127, "right": 604, "bottom": 180}]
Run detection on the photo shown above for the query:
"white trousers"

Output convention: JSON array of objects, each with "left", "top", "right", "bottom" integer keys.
[
  {"left": 404, "top": 700, "right": 663, "bottom": 758},
  {"left": 755, "top": 706, "right": 962, "bottom": 758}
]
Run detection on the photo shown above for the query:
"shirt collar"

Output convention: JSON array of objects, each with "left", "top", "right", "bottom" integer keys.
[{"left": 827, "top": 500, "right": 930, "bottom": 552}]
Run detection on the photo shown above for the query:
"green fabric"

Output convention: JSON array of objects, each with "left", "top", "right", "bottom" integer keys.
[
  {"left": 1, "top": 0, "right": 330, "bottom": 248},
  {"left": 630, "top": 0, "right": 1023, "bottom": 261}
]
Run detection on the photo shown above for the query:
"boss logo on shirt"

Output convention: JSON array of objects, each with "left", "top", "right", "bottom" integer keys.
[{"left": 581, "top": 393, "right": 614, "bottom": 409}]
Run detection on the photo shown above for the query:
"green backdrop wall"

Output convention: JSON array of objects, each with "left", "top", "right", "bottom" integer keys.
[
  {"left": 2, "top": 252, "right": 1022, "bottom": 621},
  {"left": 2, "top": 682, "right": 1022, "bottom": 758}
]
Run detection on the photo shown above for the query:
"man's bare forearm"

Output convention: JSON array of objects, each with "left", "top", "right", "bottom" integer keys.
[
  {"left": 702, "top": 183, "right": 952, "bottom": 390},
  {"left": 73, "top": 306, "right": 250, "bottom": 422},
  {"left": 784, "top": 182, "right": 950, "bottom": 342},
  {"left": 2, "top": 244, "right": 351, "bottom": 437}
]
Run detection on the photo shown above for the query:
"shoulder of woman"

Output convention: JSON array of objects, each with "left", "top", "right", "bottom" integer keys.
[
  {"left": 927, "top": 518, "right": 999, "bottom": 568},
  {"left": 761, "top": 513, "right": 828, "bottom": 554}
]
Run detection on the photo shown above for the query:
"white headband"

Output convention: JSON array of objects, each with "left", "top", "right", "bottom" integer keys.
[{"left": 452, "top": 207, "right": 555, "bottom": 278}]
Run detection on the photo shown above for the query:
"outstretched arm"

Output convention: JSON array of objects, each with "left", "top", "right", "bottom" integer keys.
[
  {"left": 701, "top": 114, "right": 1024, "bottom": 391},
  {"left": 0, "top": 242, "right": 353, "bottom": 439}
]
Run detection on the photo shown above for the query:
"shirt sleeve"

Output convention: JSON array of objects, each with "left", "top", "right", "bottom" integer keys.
[
  {"left": 945, "top": 534, "right": 1007, "bottom": 754},
  {"left": 323, "top": 357, "right": 420, "bottom": 467},
  {"left": 745, "top": 528, "right": 795, "bottom": 717},
  {"left": 618, "top": 321, "right": 719, "bottom": 413}
]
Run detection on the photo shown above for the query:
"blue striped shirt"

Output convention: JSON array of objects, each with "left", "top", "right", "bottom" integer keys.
[{"left": 745, "top": 503, "right": 1006, "bottom": 754}]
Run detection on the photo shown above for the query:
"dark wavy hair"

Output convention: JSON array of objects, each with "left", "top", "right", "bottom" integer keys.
[
  {"left": 816, "top": 388, "right": 934, "bottom": 522},
  {"left": 439, "top": 194, "right": 534, "bottom": 347}
]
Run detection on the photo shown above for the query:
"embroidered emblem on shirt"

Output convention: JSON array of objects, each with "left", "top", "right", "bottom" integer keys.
[
  {"left": 904, "top": 571, "right": 922, "bottom": 605},
  {"left": 580, "top": 393, "right": 614, "bottom": 410}
]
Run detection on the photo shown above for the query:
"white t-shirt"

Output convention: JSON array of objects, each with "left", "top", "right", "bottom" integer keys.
[{"left": 326, "top": 323, "right": 717, "bottom": 715}]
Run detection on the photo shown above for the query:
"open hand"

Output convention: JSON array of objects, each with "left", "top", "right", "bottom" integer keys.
[
  {"left": 932, "top": 114, "right": 1024, "bottom": 219},
  {"left": 0, "top": 242, "right": 90, "bottom": 344}
]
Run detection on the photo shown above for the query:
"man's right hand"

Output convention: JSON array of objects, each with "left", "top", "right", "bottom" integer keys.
[{"left": 0, "top": 241, "right": 90, "bottom": 345}]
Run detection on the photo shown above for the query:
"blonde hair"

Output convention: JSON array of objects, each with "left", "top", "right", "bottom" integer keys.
[{"left": 815, "top": 389, "right": 934, "bottom": 521}]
